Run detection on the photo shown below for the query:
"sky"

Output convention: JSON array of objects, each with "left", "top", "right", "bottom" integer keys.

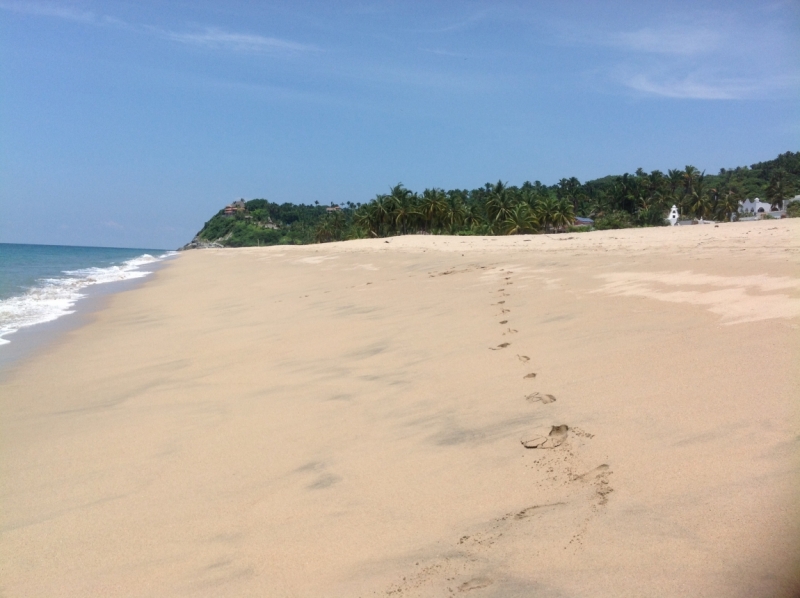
[{"left": 0, "top": 0, "right": 798, "bottom": 249}]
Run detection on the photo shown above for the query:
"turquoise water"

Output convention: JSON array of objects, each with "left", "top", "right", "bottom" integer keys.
[{"left": 0, "top": 243, "right": 173, "bottom": 345}]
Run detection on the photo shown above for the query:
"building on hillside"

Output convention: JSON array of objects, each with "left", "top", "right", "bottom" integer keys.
[
  {"left": 326, "top": 205, "right": 342, "bottom": 213},
  {"left": 574, "top": 216, "right": 594, "bottom": 227},
  {"left": 224, "top": 200, "right": 247, "bottom": 216}
]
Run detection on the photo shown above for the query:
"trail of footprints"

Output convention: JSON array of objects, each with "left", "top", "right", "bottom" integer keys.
[
  {"left": 494, "top": 270, "right": 613, "bottom": 553},
  {"left": 384, "top": 267, "right": 613, "bottom": 596}
]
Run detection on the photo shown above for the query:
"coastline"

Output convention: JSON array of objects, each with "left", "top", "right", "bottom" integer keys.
[
  {"left": 1, "top": 219, "right": 798, "bottom": 597},
  {"left": 0, "top": 257, "right": 174, "bottom": 377}
]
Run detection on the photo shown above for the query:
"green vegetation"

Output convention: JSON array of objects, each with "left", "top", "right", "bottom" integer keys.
[{"left": 192, "top": 151, "right": 799, "bottom": 246}]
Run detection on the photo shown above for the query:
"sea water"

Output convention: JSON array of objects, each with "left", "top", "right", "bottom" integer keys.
[{"left": 0, "top": 243, "right": 175, "bottom": 346}]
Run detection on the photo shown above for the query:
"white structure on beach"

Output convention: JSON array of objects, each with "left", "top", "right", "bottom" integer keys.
[
  {"left": 667, "top": 205, "right": 679, "bottom": 226},
  {"left": 783, "top": 194, "right": 800, "bottom": 211},
  {"left": 739, "top": 195, "right": 800, "bottom": 217},
  {"left": 739, "top": 197, "right": 774, "bottom": 214}
]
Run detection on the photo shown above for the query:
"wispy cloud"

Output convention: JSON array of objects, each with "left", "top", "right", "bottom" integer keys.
[
  {"left": 560, "top": 9, "right": 799, "bottom": 101},
  {"left": 154, "top": 27, "right": 316, "bottom": 53},
  {"left": 624, "top": 74, "right": 756, "bottom": 100},
  {"left": 0, "top": 1, "right": 316, "bottom": 55},
  {"left": 0, "top": 0, "right": 94, "bottom": 22},
  {"left": 604, "top": 26, "right": 721, "bottom": 56},
  {"left": 412, "top": 10, "right": 490, "bottom": 34},
  {"left": 624, "top": 71, "right": 800, "bottom": 100},
  {"left": 420, "top": 48, "right": 470, "bottom": 59}
]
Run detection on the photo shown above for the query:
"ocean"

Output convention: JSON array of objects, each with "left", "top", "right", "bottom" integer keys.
[{"left": 0, "top": 243, "right": 175, "bottom": 346}]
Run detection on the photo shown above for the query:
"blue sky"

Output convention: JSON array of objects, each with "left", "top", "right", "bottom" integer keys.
[{"left": 0, "top": 0, "right": 798, "bottom": 249}]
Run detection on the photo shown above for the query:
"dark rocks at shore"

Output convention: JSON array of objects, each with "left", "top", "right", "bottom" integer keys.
[{"left": 178, "top": 236, "right": 224, "bottom": 251}]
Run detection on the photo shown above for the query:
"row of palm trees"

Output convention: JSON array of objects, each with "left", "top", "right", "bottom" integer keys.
[
  {"left": 313, "top": 163, "right": 779, "bottom": 242},
  {"left": 315, "top": 182, "right": 577, "bottom": 242},
  {"left": 563, "top": 166, "right": 743, "bottom": 223}
]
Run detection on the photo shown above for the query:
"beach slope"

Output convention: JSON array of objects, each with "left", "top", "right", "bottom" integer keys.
[{"left": 2, "top": 219, "right": 799, "bottom": 597}]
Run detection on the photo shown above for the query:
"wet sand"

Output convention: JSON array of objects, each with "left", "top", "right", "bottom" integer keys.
[
  {"left": 0, "top": 259, "right": 170, "bottom": 374},
  {"left": 2, "top": 219, "right": 798, "bottom": 597}
]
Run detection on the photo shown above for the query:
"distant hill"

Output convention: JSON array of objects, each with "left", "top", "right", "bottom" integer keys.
[{"left": 184, "top": 150, "right": 799, "bottom": 248}]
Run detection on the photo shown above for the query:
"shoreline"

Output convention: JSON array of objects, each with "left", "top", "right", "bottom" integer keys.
[
  {"left": 0, "top": 257, "right": 174, "bottom": 377},
  {"left": 1, "top": 219, "right": 798, "bottom": 597}
]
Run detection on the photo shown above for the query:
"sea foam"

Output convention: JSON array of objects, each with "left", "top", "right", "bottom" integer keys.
[{"left": 0, "top": 252, "right": 176, "bottom": 345}]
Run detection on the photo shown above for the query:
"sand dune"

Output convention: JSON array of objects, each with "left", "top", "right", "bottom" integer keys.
[{"left": 2, "top": 219, "right": 799, "bottom": 597}]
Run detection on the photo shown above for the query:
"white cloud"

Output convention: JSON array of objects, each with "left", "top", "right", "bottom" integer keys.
[
  {"left": 562, "top": 9, "right": 800, "bottom": 101},
  {"left": 155, "top": 27, "right": 317, "bottom": 54},
  {"left": 0, "top": 1, "right": 315, "bottom": 55},
  {"left": 412, "top": 10, "right": 490, "bottom": 34},
  {"left": 623, "top": 74, "right": 755, "bottom": 100},
  {"left": 607, "top": 26, "right": 721, "bottom": 56},
  {"left": 0, "top": 0, "right": 94, "bottom": 22}
]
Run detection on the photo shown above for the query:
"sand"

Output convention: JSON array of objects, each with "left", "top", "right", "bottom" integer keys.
[{"left": 1, "top": 219, "right": 799, "bottom": 597}]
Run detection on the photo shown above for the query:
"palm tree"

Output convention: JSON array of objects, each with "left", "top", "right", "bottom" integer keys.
[
  {"left": 354, "top": 203, "right": 379, "bottom": 237},
  {"left": 442, "top": 192, "right": 468, "bottom": 233},
  {"left": 613, "top": 174, "right": 637, "bottom": 213},
  {"left": 557, "top": 177, "right": 583, "bottom": 212},
  {"left": 766, "top": 169, "right": 792, "bottom": 209},
  {"left": 503, "top": 203, "right": 539, "bottom": 234},
  {"left": 667, "top": 169, "right": 684, "bottom": 195},
  {"left": 681, "top": 165, "right": 701, "bottom": 216},
  {"left": 419, "top": 188, "right": 447, "bottom": 231},
  {"left": 551, "top": 199, "right": 575, "bottom": 232},
  {"left": 375, "top": 195, "right": 396, "bottom": 235},
  {"left": 485, "top": 181, "right": 516, "bottom": 232},
  {"left": 683, "top": 166, "right": 699, "bottom": 194},
  {"left": 314, "top": 220, "right": 334, "bottom": 243},
  {"left": 464, "top": 204, "right": 486, "bottom": 231},
  {"left": 390, "top": 193, "right": 418, "bottom": 235},
  {"left": 689, "top": 193, "right": 713, "bottom": 219},
  {"left": 716, "top": 188, "right": 740, "bottom": 221},
  {"left": 535, "top": 196, "right": 559, "bottom": 233}
]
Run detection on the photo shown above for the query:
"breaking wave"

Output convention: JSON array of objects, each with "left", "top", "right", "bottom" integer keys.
[{"left": 0, "top": 252, "right": 176, "bottom": 345}]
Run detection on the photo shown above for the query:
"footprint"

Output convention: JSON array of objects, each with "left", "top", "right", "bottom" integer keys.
[
  {"left": 514, "top": 502, "right": 565, "bottom": 520},
  {"left": 505, "top": 328, "right": 517, "bottom": 334},
  {"left": 525, "top": 392, "right": 555, "bottom": 404},
  {"left": 574, "top": 464, "right": 609, "bottom": 481},
  {"left": 499, "top": 320, "right": 508, "bottom": 324},
  {"left": 517, "top": 355, "right": 529, "bottom": 363},
  {"left": 523, "top": 372, "right": 537, "bottom": 379},
  {"left": 573, "top": 464, "right": 613, "bottom": 504},
  {"left": 459, "top": 577, "right": 493, "bottom": 592},
  {"left": 521, "top": 425, "right": 569, "bottom": 449},
  {"left": 489, "top": 343, "right": 511, "bottom": 350}
]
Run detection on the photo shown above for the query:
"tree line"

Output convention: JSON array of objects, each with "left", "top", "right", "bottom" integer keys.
[{"left": 193, "top": 150, "right": 799, "bottom": 246}]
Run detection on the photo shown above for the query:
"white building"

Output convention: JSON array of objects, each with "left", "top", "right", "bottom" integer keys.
[
  {"left": 738, "top": 195, "right": 800, "bottom": 219},
  {"left": 739, "top": 197, "right": 775, "bottom": 214},
  {"left": 784, "top": 194, "right": 800, "bottom": 211},
  {"left": 740, "top": 195, "right": 800, "bottom": 213}
]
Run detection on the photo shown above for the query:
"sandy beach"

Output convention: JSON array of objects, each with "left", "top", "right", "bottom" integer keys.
[{"left": 1, "top": 219, "right": 798, "bottom": 597}]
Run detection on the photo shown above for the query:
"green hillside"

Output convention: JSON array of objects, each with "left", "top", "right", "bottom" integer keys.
[{"left": 186, "top": 150, "right": 799, "bottom": 248}]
